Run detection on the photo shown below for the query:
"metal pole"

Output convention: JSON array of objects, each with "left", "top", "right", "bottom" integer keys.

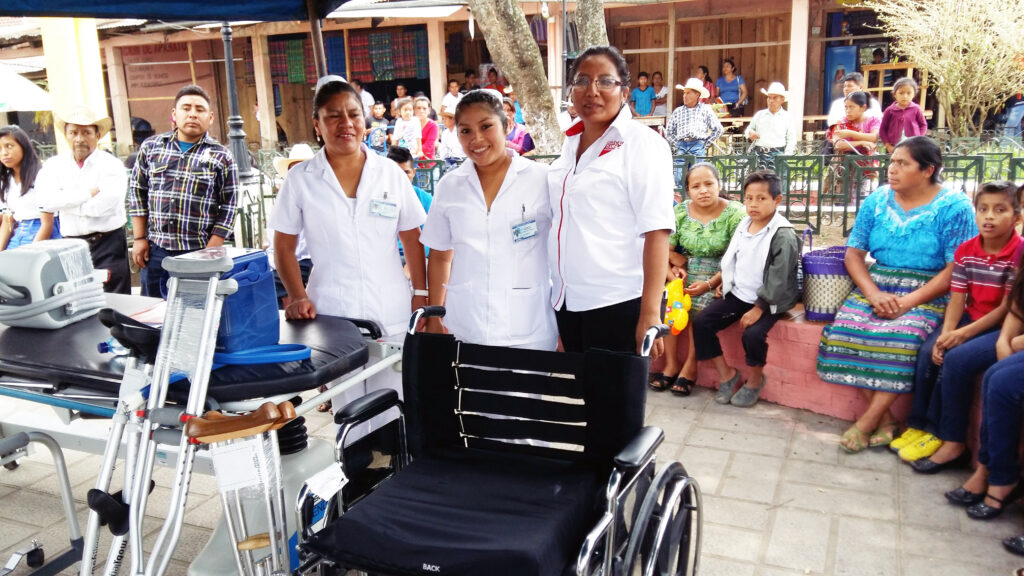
[
  {"left": 562, "top": 0, "right": 568, "bottom": 90},
  {"left": 220, "top": 22, "right": 253, "bottom": 177},
  {"left": 307, "top": 0, "right": 329, "bottom": 78}
]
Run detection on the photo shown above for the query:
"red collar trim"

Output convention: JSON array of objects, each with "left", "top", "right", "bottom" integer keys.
[{"left": 565, "top": 119, "right": 584, "bottom": 137}]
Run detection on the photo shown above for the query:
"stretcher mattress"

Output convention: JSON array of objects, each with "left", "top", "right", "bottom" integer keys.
[{"left": 0, "top": 294, "right": 368, "bottom": 403}]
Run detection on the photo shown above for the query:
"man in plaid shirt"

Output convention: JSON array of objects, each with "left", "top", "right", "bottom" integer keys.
[
  {"left": 129, "top": 84, "right": 238, "bottom": 297},
  {"left": 665, "top": 78, "right": 724, "bottom": 156}
]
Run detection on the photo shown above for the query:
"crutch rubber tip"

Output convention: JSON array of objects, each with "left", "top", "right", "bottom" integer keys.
[{"left": 236, "top": 533, "right": 272, "bottom": 551}]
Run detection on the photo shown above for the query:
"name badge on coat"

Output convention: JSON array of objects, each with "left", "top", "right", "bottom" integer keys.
[{"left": 370, "top": 200, "right": 399, "bottom": 219}]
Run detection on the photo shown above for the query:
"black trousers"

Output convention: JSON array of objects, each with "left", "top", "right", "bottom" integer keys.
[
  {"left": 555, "top": 297, "right": 641, "bottom": 354},
  {"left": 72, "top": 228, "right": 131, "bottom": 294},
  {"left": 692, "top": 292, "right": 781, "bottom": 367}
]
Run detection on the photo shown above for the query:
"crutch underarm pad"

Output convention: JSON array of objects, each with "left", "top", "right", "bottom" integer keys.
[
  {"left": 334, "top": 389, "right": 399, "bottom": 426},
  {"left": 613, "top": 426, "right": 664, "bottom": 471}
]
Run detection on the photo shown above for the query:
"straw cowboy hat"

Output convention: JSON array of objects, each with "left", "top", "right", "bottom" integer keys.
[
  {"left": 273, "top": 143, "right": 315, "bottom": 176},
  {"left": 675, "top": 78, "right": 710, "bottom": 100},
  {"left": 760, "top": 82, "right": 789, "bottom": 101},
  {"left": 54, "top": 105, "right": 112, "bottom": 138}
]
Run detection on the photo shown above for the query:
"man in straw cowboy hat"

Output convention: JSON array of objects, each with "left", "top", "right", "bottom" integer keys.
[
  {"left": 37, "top": 105, "right": 131, "bottom": 293},
  {"left": 666, "top": 77, "right": 724, "bottom": 156},
  {"left": 745, "top": 81, "right": 798, "bottom": 170}
]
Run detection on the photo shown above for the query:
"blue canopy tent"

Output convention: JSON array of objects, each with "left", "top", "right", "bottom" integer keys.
[{"left": 1, "top": 0, "right": 349, "bottom": 169}]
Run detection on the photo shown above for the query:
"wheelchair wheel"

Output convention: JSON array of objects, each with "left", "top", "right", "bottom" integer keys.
[{"left": 621, "top": 461, "right": 702, "bottom": 576}]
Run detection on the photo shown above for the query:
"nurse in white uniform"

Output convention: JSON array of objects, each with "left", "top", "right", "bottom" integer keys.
[
  {"left": 269, "top": 76, "right": 428, "bottom": 434},
  {"left": 548, "top": 46, "right": 675, "bottom": 358},
  {"left": 420, "top": 90, "right": 557, "bottom": 351}
]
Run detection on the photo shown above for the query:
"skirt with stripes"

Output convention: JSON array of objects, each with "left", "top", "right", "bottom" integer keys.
[
  {"left": 686, "top": 255, "right": 722, "bottom": 313},
  {"left": 816, "top": 263, "right": 947, "bottom": 393}
]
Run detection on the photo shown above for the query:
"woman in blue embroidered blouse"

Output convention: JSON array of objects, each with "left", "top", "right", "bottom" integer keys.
[{"left": 818, "top": 136, "right": 977, "bottom": 454}]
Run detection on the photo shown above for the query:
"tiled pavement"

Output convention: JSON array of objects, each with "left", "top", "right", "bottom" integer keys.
[{"left": 2, "top": 387, "right": 1023, "bottom": 576}]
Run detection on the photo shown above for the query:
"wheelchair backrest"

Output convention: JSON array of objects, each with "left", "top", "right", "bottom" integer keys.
[{"left": 401, "top": 333, "right": 649, "bottom": 465}]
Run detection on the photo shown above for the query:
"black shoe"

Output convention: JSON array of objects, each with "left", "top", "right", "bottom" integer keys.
[
  {"left": 1003, "top": 535, "right": 1024, "bottom": 557},
  {"left": 670, "top": 377, "right": 695, "bottom": 397},
  {"left": 944, "top": 486, "right": 984, "bottom": 507},
  {"left": 967, "top": 483, "right": 1024, "bottom": 520},
  {"left": 911, "top": 451, "right": 970, "bottom": 475}
]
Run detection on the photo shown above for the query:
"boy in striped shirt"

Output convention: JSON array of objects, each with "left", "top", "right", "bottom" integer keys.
[{"left": 892, "top": 181, "right": 1023, "bottom": 469}]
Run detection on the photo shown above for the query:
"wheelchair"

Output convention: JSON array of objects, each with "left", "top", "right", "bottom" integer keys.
[{"left": 294, "top": 307, "right": 703, "bottom": 576}]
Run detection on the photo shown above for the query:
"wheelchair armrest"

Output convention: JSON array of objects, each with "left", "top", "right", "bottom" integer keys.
[
  {"left": 334, "top": 389, "right": 400, "bottom": 426},
  {"left": 334, "top": 317, "right": 383, "bottom": 340},
  {"left": 614, "top": 426, "right": 664, "bottom": 471}
]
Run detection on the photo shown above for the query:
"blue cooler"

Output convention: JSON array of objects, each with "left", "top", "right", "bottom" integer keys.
[{"left": 217, "top": 249, "right": 280, "bottom": 353}]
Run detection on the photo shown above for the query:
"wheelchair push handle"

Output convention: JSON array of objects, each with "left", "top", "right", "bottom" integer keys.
[
  {"left": 641, "top": 324, "right": 670, "bottom": 357},
  {"left": 408, "top": 305, "right": 446, "bottom": 335}
]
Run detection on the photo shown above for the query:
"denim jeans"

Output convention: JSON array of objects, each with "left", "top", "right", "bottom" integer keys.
[
  {"left": 978, "top": 351, "right": 1024, "bottom": 486},
  {"left": 909, "top": 315, "right": 1001, "bottom": 439},
  {"left": 139, "top": 243, "right": 189, "bottom": 298},
  {"left": 676, "top": 140, "right": 707, "bottom": 156}
]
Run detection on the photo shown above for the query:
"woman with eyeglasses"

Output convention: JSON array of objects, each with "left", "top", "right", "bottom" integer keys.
[{"left": 548, "top": 46, "right": 675, "bottom": 358}]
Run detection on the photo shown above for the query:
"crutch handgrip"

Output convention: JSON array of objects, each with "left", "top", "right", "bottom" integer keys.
[
  {"left": 236, "top": 533, "right": 272, "bottom": 551},
  {"left": 185, "top": 402, "right": 282, "bottom": 444},
  {"left": 270, "top": 401, "right": 296, "bottom": 431}
]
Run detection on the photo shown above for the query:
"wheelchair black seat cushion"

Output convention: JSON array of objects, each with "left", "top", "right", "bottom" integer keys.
[{"left": 304, "top": 448, "right": 601, "bottom": 576}]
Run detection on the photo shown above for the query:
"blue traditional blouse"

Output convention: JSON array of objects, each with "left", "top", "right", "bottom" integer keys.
[{"left": 847, "top": 185, "right": 977, "bottom": 272}]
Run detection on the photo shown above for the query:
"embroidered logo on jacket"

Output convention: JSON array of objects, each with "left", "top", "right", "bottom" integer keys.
[{"left": 599, "top": 141, "right": 623, "bottom": 156}]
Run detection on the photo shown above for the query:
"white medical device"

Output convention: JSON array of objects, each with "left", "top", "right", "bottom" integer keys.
[{"left": 0, "top": 239, "right": 107, "bottom": 329}]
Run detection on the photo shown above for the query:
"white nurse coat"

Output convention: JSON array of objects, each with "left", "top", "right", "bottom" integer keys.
[
  {"left": 420, "top": 153, "right": 557, "bottom": 351},
  {"left": 268, "top": 145, "right": 426, "bottom": 337}
]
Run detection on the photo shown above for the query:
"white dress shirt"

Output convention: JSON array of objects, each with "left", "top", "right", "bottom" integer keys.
[
  {"left": 441, "top": 91, "right": 463, "bottom": 115},
  {"left": 37, "top": 149, "right": 128, "bottom": 237},
  {"left": 745, "top": 107, "right": 798, "bottom": 154},
  {"left": 548, "top": 106, "right": 675, "bottom": 311},
  {"left": 726, "top": 218, "right": 773, "bottom": 304},
  {"left": 420, "top": 152, "right": 557, "bottom": 350},
  {"left": 269, "top": 145, "right": 426, "bottom": 337}
]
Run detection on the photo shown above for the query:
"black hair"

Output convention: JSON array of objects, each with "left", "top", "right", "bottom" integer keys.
[
  {"left": 638, "top": 71, "right": 649, "bottom": 79},
  {"left": 893, "top": 136, "right": 944, "bottom": 184},
  {"left": 0, "top": 125, "right": 41, "bottom": 204},
  {"left": 455, "top": 90, "right": 508, "bottom": 132},
  {"left": 893, "top": 77, "right": 918, "bottom": 95},
  {"left": 448, "top": 79, "right": 460, "bottom": 86},
  {"left": 844, "top": 90, "right": 870, "bottom": 108},
  {"left": 569, "top": 45, "right": 631, "bottom": 89},
  {"left": 312, "top": 78, "right": 362, "bottom": 120},
  {"left": 841, "top": 72, "right": 864, "bottom": 86},
  {"left": 872, "top": 48, "right": 885, "bottom": 58},
  {"left": 684, "top": 161, "right": 723, "bottom": 194},
  {"left": 698, "top": 65, "right": 711, "bottom": 81},
  {"left": 721, "top": 58, "right": 737, "bottom": 73},
  {"left": 974, "top": 180, "right": 1021, "bottom": 214},
  {"left": 464, "top": 69, "right": 476, "bottom": 77},
  {"left": 373, "top": 100, "right": 384, "bottom": 106},
  {"left": 386, "top": 145, "right": 414, "bottom": 165},
  {"left": 652, "top": 71, "right": 663, "bottom": 79},
  {"left": 488, "top": 67, "right": 498, "bottom": 75},
  {"left": 349, "top": 78, "right": 361, "bottom": 88},
  {"left": 174, "top": 84, "right": 211, "bottom": 107},
  {"left": 744, "top": 170, "right": 783, "bottom": 199}
]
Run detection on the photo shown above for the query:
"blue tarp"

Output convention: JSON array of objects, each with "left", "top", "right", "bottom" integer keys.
[{"left": 0, "top": 0, "right": 347, "bottom": 22}]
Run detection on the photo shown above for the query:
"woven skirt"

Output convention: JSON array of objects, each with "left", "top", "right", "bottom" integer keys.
[
  {"left": 686, "top": 255, "right": 722, "bottom": 313},
  {"left": 816, "top": 263, "right": 947, "bottom": 393}
]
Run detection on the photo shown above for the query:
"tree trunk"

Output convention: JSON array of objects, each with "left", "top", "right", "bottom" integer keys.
[
  {"left": 576, "top": 0, "right": 609, "bottom": 49},
  {"left": 467, "top": 0, "right": 562, "bottom": 154}
]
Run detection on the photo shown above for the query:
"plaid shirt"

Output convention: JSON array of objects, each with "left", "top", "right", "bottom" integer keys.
[
  {"left": 128, "top": 131, "right": 238, "bottom": 251},
  {"left": 665, "top": 103, "right": 723, "bottom": 146}
]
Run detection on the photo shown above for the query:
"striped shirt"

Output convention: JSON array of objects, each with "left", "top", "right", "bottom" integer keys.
[
  {"left": 950, "top": 233, "right": 1021, "bottom": 320},
  {"left": 128, "top": 131, "right": 238, "bottom": 251},
  {"left": 665, "top": 103, "right": 723, "bottom": 147}
]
